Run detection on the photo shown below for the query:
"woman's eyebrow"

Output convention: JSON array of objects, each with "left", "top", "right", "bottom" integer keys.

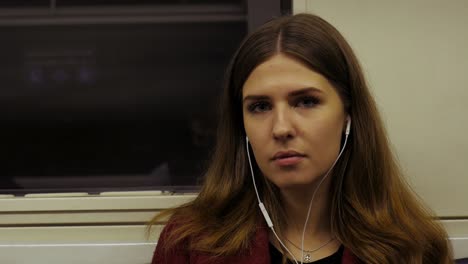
[
  {"left": 243, "top": 87, "right": 324, "bottom": 104},
  {"left": 242, "top": 95, "right": 269, "bottom": 103},
  {"left": 288, "top": 87, "right": 324, "bottom": 97}
]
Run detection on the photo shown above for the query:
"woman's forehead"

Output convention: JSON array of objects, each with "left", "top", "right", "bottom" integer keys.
[{"left": 241, "top": 55, "right": 335, "bottom": 98}]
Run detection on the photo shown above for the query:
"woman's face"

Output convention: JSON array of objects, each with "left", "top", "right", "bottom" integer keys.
[{"left": 242, "top": 54, "right": 347, "bottom": 189}]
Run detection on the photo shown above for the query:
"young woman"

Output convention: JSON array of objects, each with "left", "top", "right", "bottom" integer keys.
[{"left": 150, "top": 13, "right": 453, "bottom": 264}]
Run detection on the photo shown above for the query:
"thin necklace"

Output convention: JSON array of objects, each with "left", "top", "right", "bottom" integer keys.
[{"left": 284, "top": 236, "right": 335, "bottom": 263}]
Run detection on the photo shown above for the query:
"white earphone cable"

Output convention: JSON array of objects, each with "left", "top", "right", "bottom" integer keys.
[
  {"left": 246, "top": 137, "right": 299, "bottom": 264},
  {"left": 300, "top": 131, "right": 349, "bottom": 263},
  {"left": 246, "top": 118, "right": 351, "bottom": 264}
]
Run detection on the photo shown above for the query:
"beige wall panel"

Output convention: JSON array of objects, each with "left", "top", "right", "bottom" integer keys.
[{"left": 293, "top": 0, "right": 468, "bottom": 217}]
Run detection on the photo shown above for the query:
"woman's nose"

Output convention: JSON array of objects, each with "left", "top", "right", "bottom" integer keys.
[{"left": 272, "top": 107, "right": 296, "bottom": 141}]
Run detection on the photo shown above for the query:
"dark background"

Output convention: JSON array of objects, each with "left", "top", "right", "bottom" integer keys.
[{"left": 0, "top": 0, "right": 290, "bottom": 194}]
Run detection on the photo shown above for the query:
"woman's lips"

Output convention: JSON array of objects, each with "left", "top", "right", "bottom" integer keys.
[
  {"left": 274, "top": 155, "right": 304, "bottom": 166},
  {"left": 272, "top": 150, "right": 305, "bottom": 166}
]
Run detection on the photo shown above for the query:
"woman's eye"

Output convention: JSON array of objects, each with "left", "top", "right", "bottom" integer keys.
[
  {"left": 296, "top": 96, "right": 320, "bottom": 108},
  {"left": 248, "top": 101, "right": 271, "bottom": 113}
]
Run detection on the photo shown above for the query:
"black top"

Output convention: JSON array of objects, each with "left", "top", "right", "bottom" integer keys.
[{"left": 269, "top": 243, "right": 344, "bottom": 264}]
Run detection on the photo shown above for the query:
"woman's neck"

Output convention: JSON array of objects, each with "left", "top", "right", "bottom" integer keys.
[
  {"left": 279, "top": 181, "right": 333, "bottom": 241},
  {"left": 270, "top": 181, "right": 340, "bottom": 262}
]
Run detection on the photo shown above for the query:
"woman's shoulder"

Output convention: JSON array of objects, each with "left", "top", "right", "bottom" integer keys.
[
  {"left": 151, "top": 217, "right": 190, "bottom": 264},
  {"left": 152, "top": 218, "right": 270, "bottom": 264},
  {"left": 342, "top": 247, "right": 360, "bottom": 264},
  {"left": 155, "top": 216, "right": 191, "bottom": 248}
]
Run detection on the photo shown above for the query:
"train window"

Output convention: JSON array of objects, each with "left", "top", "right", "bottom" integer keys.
[{"left": 0, "top": 0, "right": 290, "bottom": 195}]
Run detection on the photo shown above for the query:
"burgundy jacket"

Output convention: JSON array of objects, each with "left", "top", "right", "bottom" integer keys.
[{"left": 152, "top": 221, "right": 359, "bottom": 264}]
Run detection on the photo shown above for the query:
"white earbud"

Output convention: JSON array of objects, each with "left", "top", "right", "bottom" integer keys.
[{"left": 345, "top": 116, "right": 351, "bottom": 136}]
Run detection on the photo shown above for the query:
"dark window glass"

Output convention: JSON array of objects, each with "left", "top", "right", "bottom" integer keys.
[
  {"left": 0, "top": 0, "right": 49, "bottom": 8},
  {"left": 0, "top": 0, "right": 242, "bottom": 8},
  {"left": 57, "top": 0, "right": 241, "bottom": 6},
  {"left": 0, "top": 21, "right": 246, "bottom": 193}
]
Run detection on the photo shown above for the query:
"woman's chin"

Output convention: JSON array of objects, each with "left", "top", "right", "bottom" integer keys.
[
  {"left": 264, "top": 170, "right": 325, "bottom": 190},
  {"left": 271, "top": 178, "right": 319, "bottom": 190}
]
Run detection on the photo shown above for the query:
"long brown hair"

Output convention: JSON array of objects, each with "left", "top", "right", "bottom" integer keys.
[{"left": 149, "top": 13, "right": 453, "bottom": 263}]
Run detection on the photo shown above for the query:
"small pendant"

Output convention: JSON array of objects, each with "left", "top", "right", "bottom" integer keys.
[{"left": 304, "top": 253, "right": 311, "bottom": 262}]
